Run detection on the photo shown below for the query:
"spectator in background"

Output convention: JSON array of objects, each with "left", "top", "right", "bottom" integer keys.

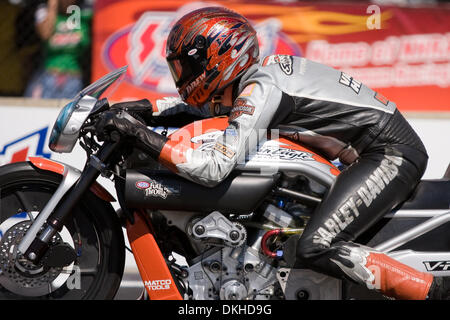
[
  {"left": 0, "top": 0, "right": 41, "bottom": 96},
  {"left": 25, "top": 0, "right": 92, "bottom": 99}
]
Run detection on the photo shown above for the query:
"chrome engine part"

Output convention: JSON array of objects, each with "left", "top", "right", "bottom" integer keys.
[
  {"left": 220, "top": 280, "right": 248, "bottom": 300},
  {"left": 160, "top": 208, "right": 336, "bottom": 300},
  {"left": 186, "top": 245, "right": 278, "bottom": 300},
  {"left": 191, "top": 211, "right": 247, "bottom": 247}
]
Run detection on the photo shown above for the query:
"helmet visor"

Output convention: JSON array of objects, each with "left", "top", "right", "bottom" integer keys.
[
  {"left": 167, "top": 57, "right": 194, "bottom": 86},
  {"left": 167, "top": 59, "right": 183, "bottom": 83}
]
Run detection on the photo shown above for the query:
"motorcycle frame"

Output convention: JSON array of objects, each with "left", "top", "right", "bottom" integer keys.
[
  {"left": 13, "top": 111, "right": 450, "bottom": 298},
  {"left": 19, "top": 152, "right": 450, "bottom": 300}
]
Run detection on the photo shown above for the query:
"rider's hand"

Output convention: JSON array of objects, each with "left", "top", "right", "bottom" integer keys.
[
  {"left": 95, "top": 110, "right": 123, "bottom": 142},
  {"left": 95, "top": 109, "right": 167, "bottom": 159},
  {"left": 110, "top": 99, "right": 154, "bottom": 125},
  {"left": 95, "top": 99, "right": 153, "bottom": 142}
]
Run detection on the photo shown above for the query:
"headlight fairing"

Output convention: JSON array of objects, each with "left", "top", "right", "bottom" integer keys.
[
  {"left": 49, "top": 95, "right": 97, "bottom": 153},
  {"left": 49, "top": 101, "right": 78, "bottom": 153}
]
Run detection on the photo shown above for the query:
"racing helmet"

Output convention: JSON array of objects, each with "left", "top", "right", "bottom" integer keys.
[{"left": 165, "top": 6, "right": 259, "bottom": 107}]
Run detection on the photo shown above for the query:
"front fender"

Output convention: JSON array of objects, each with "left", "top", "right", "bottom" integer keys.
[{"left": 29, "top": 157, "right": 115, "bottom": 202}]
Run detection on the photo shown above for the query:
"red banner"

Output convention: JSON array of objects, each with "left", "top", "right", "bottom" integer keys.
[{"left": 92, "top": 0, "right": 450, "bottom": 112}]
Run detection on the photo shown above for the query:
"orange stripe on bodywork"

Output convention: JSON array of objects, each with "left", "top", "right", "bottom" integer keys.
[
  {"left": 367, "top": 252, "right": 433, "bottom": 300},
  {"left": 29, "top": 157, "right": 116, "bottom": 202},
  {"left": 126, "top": 211, "right": 183, "bottom": 300},
  {"left": 157, "top": 117, "right": 339, "bottom": 177},
  {"left": 89, "top": 181, "right": 116, "bottom": 202},
  {"left": 276, "top": 137, "right": 340, "bottom": 176},
  {"left": 158, "top": 117, "right": 229, "bottom": 170},
  {"left": 29, "top": 157, "right": 65, "bottom": 175}
]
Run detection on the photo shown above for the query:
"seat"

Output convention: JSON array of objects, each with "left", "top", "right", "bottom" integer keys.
[{"left": 400, "top": 178, "right": 450, "bottom": 210}]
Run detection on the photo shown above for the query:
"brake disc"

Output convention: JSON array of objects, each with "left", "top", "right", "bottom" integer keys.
[{"left": 0, "top": 220, "right": 71, "bottom": 297}]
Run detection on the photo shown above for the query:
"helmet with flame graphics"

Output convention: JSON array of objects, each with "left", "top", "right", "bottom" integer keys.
[{"left": 165, "top": 6, "right": 259, "bottom": 107}]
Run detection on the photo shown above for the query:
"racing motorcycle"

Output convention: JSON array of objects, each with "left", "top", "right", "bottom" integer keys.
[{"left": 0, "top": 66, "right": 449, "bottom": 300}]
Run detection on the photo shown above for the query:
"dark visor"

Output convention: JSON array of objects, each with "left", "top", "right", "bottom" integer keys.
[{"left": 167, "top": 58, "right": 194, "bottom": 86}]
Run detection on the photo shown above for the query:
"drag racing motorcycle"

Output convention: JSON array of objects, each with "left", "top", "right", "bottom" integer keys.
[{"left": 0, "top": 66, "right": 449, "bottom": 300}]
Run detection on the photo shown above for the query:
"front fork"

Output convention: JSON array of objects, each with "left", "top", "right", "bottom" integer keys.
[{"left": 18, "top": 141, "right": 119, "bottom": 264}]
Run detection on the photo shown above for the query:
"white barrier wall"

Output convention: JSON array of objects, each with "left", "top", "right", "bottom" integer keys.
[
  {"left": 0, "top": 98, "right": 448, "bottom": 178},
  {"left": 408, "top": 117, "right": 450, "bottom": 179}
]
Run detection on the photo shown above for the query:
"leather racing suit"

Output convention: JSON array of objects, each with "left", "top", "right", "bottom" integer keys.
[{"left": 105, "top": 55, "right": 434, "bottom": 299}]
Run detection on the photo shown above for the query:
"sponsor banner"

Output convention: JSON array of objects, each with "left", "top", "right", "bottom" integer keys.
[{"left": 92, "top": 0, "right": 450, "bottom": 112}]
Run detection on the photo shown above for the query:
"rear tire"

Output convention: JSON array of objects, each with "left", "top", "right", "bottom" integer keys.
[{"left": 0, "top": 161, "right": 125, "bottom": 299}]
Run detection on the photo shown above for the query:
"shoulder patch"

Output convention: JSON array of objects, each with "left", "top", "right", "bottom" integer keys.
[
  {"left": 214, "top": 142, "right": 236, "bottom": 159},
  {"left": 339, "top": 72, "right": 361, "bottom": 94},
  {"left": 262, "top": 55, "right": 293, "bottom": 75}
]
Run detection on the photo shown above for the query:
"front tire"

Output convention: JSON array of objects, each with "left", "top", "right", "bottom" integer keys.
[{"left": 0, "top": 161, "right": 125, "bottom": 299}]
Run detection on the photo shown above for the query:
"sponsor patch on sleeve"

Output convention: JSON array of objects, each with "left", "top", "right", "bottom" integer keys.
[
  {"left": 213, "top": 142, "right": 236, "bottom": 159},
  {"left": 229, "top": 98, "right": 256, "bottom": 121}
]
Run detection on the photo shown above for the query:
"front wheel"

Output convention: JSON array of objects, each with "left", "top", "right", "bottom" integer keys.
[{"left": 0, "top": 161, "right": 125, "bottom": 299}]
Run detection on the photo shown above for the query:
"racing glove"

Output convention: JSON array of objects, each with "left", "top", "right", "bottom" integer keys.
[{"left": 96, "top": 107, "right": 167, "bottom": 160}]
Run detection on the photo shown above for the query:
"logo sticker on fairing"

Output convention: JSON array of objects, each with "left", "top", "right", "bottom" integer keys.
[
  {"left": 260, "top": 147, "right": 313, "bottom": 161},
  {"left": 137, "top": 179, "right": 172, "bottom": 199},
  {"left": 251, "top": 144, "right": 315, "bottom": 162},
  {"left": 135, "top": 181, "right": 150, "bottom": 190},
  {"left": 423, "top": 261, "right": 450, "bottom": 272},
  {"left": 144, "top": 279, "right": 172, "bottom": 291}
]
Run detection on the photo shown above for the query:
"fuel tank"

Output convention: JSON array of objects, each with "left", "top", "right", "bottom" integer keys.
[
  {"left": 125, "top": 169, "right": 278, "bottom": 214},
  {"left": 124, "top": 117, "right": 339, "bottom": 213}
]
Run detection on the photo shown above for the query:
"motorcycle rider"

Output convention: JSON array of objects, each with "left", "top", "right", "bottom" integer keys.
[{"left": 98, "top": 6, "right": 448, "bottom": 299}]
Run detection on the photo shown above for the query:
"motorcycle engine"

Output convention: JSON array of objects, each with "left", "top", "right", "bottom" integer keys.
[
  {"left": 159, "top": 184, "right": 341, "bottom": 300},
  {"left": 186, "top": 211, "right": 280, "bottom": 300},
  {"left": 186, "top": 244, "right": 278, "bottom": 300},
  {"left": 160, "top": 210, "right": 280, "bottom": 300}
]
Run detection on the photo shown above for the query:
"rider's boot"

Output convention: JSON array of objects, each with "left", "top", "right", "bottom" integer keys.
[{"left": 330, "top": 242, "right": 434, "bottom": 300}]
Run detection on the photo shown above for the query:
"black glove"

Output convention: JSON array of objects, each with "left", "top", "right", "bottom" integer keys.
[
  {"left": 96, "top": 109, "right": 167, "bottom": 159},
  {"left": 110, "top": 99, "right": 154, "bottom": 125}
]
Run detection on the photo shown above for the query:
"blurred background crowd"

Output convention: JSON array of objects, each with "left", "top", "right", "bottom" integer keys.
[{"left": 0, "top": 0, "right": 93, "bottom": 99}]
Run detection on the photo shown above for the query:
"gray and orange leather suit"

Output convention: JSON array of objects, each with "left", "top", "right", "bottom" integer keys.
[{"left": 101, "top": 55, "right": 434, "bottom": 299}]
